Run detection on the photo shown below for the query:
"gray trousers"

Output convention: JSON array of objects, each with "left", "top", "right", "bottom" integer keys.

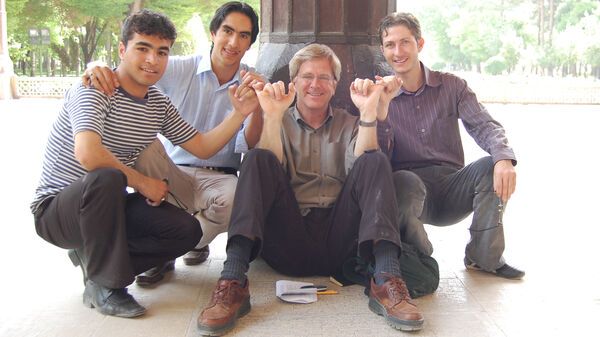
[
  {"left": 134, "top": 139, "right": 237, "bottom": 248},
  {"left": 394, "top": 156, "right": 506, "bottom": 271}
]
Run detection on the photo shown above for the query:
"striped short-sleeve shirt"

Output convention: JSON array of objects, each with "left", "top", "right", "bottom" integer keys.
[{"left": 30, "top": 83, "right": 197, "bottom": 213}]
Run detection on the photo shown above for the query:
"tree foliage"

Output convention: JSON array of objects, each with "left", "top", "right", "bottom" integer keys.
[
  {"left": 7, "top": 0, "right": 226, "bottom": 76},
  {"left": 414, "top": 0, "right": 600, "bottom": 78}
]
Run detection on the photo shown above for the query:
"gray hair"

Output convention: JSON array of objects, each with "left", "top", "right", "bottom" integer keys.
[{"left": 289, "top": 44, "right": 341, "bottom": 81}]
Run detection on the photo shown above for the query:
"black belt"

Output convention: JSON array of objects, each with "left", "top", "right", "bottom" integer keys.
[{"left": 178, "top": 164, "right": 238, "bottom": 175}]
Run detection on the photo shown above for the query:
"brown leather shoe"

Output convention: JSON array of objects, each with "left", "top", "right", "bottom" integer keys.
[
  {"left": 368, "top": 273, "right": 424, "bottom": 331},
  {"left": 183, "top": 246, "right": 210, "bottom": 265},
  {"left": 197, "top": 279, "right": 250, "bottom": 336}
]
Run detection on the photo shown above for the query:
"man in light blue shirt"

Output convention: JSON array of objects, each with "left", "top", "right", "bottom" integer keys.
[{"left": 84, "top": 2, "right": 264, "bottom": 285}]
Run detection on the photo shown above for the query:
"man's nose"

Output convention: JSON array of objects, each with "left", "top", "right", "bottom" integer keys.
[
  {"left": 229, "top": 34, "right": 240, "bottom": 48},
  {"left": 146, "top": 52, "right": 158, "bottom": 64}
]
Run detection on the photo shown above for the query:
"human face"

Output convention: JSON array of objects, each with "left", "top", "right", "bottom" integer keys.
[
  {"left": 210, "top": 12, "right": 253, "bottom": 69},
  {"left": 380, "top": 24, "right": 424, "bottom": 78},
  {"left": 292, "top": 58, "right": 337, "bottom": 116},
  {"left": 117, "top": 33, "right": 171, "bottom": 98}
]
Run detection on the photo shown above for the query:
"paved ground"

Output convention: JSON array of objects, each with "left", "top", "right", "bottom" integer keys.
[{"left": 0, "top": 98, "right": 599, "bottom": 336}]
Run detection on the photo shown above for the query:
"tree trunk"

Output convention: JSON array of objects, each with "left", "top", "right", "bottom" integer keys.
[
  {"left": 30, "top": 50, "right": 35, "bottom": 76},
  {"left": 105, "top": 29, "right": 112, "bottom": 67},
  {"left": 538, "top": 0, "right": 545, "bottom": 46},
  {"left": 130, "top": 0, "right": 146, "bottom": 14},
  {"left": 548, "top": 0, "right": 554, "bottom": 49},
  {"left": 79, "top": 18, "right": 108, "bottom": 68}
]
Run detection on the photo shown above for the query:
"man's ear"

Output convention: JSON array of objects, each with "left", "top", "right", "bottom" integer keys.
[
  {"left": 118, "top": 42, "right": 126, "bottom": 60},
  {"left": 418, "top": 38, "right": 425, "bottom": 53}
]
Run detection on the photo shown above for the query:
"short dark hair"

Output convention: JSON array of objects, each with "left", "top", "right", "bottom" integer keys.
[
  {"left": 378, "top": 12, "right": 422, "bottom": 45},
  {"left": 209, "top": 1, "right": 259, "bottom": 45},
  {"left": 121, "top": 9, "right": 177, "bottom": 47}
]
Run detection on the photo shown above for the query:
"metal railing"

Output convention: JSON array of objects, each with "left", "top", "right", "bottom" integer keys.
[
  {"left": 12, "top": 76, "right": 80, "bottom": 98},
  {"left": 9, "top": 75, "right": 600, "bottom": 104}
]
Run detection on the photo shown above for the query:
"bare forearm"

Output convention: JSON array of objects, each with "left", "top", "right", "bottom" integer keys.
[
  {"left": 257, "top": 117, "right": 284, "bottom": 163},
  {"left": 182, "top": 109, "right": 246, "bottom": 159},
  {"left": 76, "top": 143, "right": 147, "bottom": 190},
  {"left": 354, "top": 124, "right": 379, "bottom": 157},
  {"left": 244, "top": 109, "right": 263, "bottom": 149}
]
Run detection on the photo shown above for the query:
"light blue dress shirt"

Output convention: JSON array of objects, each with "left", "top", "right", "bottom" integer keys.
[{"left": 156, "top": 53, "right": 254, "bottom": 169}]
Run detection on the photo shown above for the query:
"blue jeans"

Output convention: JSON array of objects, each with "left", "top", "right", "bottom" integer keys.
[{"left": 393, "top": 156, "right": 506, "bottom": 271}]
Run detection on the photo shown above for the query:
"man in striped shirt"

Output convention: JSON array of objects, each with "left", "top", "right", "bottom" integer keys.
[
  {"left": 31, "top": 10, "right": 258, "bottom": 318},
  {"left": 376, "top": 13, "right": 524, "bottom": 279},
  {"left": 82, "top": 2, "right": 264, "bottom": 286}
]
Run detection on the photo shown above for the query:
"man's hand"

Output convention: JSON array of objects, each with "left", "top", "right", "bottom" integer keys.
[
  {"left": 139, "top": 176, "right": 169, "bottom": 207},
  {"left": 81, "top": 62, "right": 120, "bottom": 97},
  {"left": 350, "top": 78, "right": 383, "bottom": 122},
  {"left": 493, "top": 159, "right": 516, "bottom": 202},
  {"left": 240, "top": 70, "right": 265, "bottom": 90},
  {"left": 375, "top": 75, "right": 402, "bottom": 121},
  {"left": 229, "top": 80, "right": 260, "bottom": 119},
  {"left": 254, "top": 81, "right": 296, "bottom": 121}
]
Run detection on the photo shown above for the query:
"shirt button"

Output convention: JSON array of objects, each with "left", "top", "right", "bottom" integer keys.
[
  {"left": 416, "top": 105, "right": 420, "bottom": 109},
  {"left": 421, "top": 128, "right": 425, "bottom": 133}
]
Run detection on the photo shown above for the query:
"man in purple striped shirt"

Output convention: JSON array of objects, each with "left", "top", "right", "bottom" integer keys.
[{"left": 375, "top": 12, "right": 524, "bottom": 279}]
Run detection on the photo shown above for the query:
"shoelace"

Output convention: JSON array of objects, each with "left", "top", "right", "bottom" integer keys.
[
  {"left": 213, "top": 281, "right": 241, "bottom": 304},
  {"left": 377, "top": 273, "right": 410, "bottom": 302}
]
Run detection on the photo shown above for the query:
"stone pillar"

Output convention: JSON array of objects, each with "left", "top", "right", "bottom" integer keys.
[
  {"left": 256, "top": 0, "right": 395, "bottom": 114},
  {"left": 0, "top": 0, "right": 13, "bottom": 99}
]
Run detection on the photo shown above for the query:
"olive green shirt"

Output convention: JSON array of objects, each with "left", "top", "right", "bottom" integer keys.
[{"left": 281, "top": 105, "right": 359, "bottom": 215}]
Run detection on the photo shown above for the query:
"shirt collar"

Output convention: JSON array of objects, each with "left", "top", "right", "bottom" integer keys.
[
  {"left": 396, "top": 62, "right": 442, "bottom": 97},
  {"left": 292, "top": 105, "right": 334, "bottom": 131},
  {"left": 197, "top": 53, "right": 213, "bottom": 75},
  {"left": 197, "top": 52, "right": 243, "bottom": 86}
]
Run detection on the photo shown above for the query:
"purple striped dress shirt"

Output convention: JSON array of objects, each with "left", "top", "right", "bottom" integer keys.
[{"left": 377, "top": 64, "right": 516, "bottom": 170}]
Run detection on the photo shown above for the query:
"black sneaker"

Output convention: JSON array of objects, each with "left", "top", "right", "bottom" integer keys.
[
  {"left": 83, "top": 280, "right": 146, "bottom": 318},
  {"left": 464, "top": 257, "right": 525, "bottom": 280}
]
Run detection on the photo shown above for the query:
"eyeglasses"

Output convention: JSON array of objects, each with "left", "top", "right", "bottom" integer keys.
[
  {"left": 162, "top": 179, "right": 199, "bottom": 216},
  {"left": 297, "top": 74, "right": 335, "bottom": 83}
]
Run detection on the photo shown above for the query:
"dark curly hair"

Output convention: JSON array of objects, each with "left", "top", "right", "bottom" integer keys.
[
  {"left": 121, "top": 9, "right": 177, "bottom": 47},
  {"left": 209, "top": 1, "right": 259, "bottom": 45}
]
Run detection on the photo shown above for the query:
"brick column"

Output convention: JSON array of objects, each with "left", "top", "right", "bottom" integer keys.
[
  {"left": 0, "top": 0, "right": 13, "bottom": 99},
  {"left": 256, "top": 0, "right": 395, "bottom": 114}
]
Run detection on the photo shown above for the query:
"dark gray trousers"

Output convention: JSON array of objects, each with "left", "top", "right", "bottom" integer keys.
[
  {"left": 227, "top": 149, "right": 402, "bottom": 280},
  {"left": 394, "top": 156, "right": 506, "bottom": 271},
  {"left": 34, "top": 168, "right": 202, "bottom": 289}
]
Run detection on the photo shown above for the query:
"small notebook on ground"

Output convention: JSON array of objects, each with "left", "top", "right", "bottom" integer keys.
[{"left": 275, "top": 280, "right": 318, "bottom": 304}]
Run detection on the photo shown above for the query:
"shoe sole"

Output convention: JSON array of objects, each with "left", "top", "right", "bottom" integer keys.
[
  {"left": 197, "top": 296, "right": 251, "bottom": 336},
  {"left": 83, "top": 290, "right": 146, "bottom": 318},
  {"left": 368, "top": 297, "right": 424, "bottom": 331},
  {"left": 183, "top": 255, "right": 209, "bottom": 265}
]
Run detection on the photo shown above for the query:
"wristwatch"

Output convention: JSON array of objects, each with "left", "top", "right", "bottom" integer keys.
[{"left": 359, "top": 120, "right": 377, "bottom": 127}]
